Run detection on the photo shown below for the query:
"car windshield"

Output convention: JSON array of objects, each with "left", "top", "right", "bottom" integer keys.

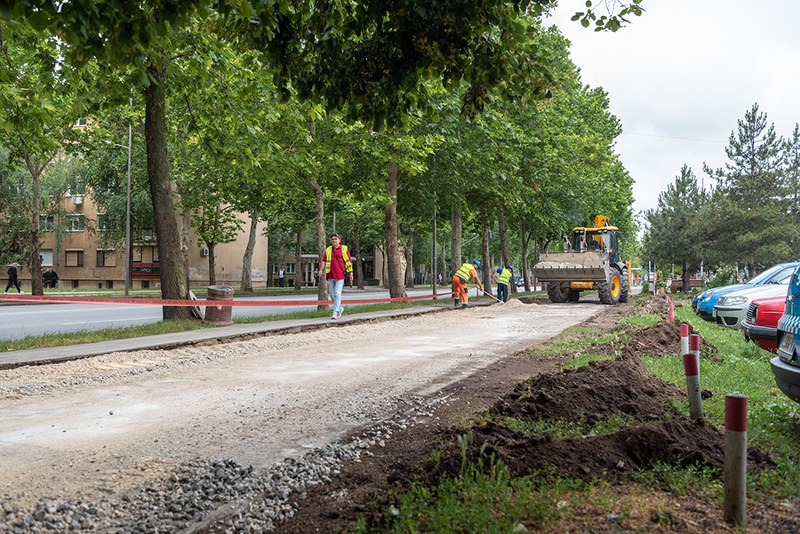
[{"left": 747, "top": 264, "right": 794, "bottom": 285}]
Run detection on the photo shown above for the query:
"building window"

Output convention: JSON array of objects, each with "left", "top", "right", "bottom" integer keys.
[
  {"left": 75, "top": 118, "right": 87, "bottom": 127},
  {"left": 65, "top": 250, "right": 84, "bottom": 267},
  {"left": 96, "top": 250, "right": 117, "bottom": 267},
  {"left": 97, "top": 213, "right": 112, "bottom": 232},
  {"left": 71, "top": 280, "right": 80, "bottom": 289},
  {"left": 40, "top": 249, "right": 54, "bottom": 267},
  {"left": 40, "top": 215, "right": 55, "bottom": 232},
  {"left": 286, "top": 263, "right": 296, "bottom": 274},
  {"left": 66, "top": 214, "right": 85, "bottom": 232},
  {"left": 141, "top": 280, "right": 150, "bottom": 289},
  {"left": 106, "top": 280, "right": 114, "bottom": 289},
  {"left": 133, "top": 245, "right": 159, "bottom": 263}
]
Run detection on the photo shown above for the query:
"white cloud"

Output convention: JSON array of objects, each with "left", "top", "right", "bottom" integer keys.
[{"left": 547, "top": 0, "right": 800, "bottom": 216}]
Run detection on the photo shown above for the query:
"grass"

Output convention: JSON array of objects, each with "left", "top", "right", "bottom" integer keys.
[
  {"left": 644, "top": 299, "right": 800, "bottom": 497},
  {"left": 496, "top": 413, "right": 637, "bottom": 440},
  {"left": 351, "top": 292, "right": 800, "bottom": 532}
]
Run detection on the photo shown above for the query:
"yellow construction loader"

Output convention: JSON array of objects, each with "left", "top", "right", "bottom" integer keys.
[{"left": 534, "top": 215, "right": 631, "bottom": 304}]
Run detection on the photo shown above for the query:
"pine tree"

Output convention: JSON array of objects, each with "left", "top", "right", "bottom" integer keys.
[
  {"left": 701, "top": 103, "right": 790, "bottom": 268},
  {"left": 642, "top": 165, "right": 707, "bottom": 288}
]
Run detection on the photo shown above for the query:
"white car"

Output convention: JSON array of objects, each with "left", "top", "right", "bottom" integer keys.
[{"left": 713, "top": 279, "right": 792, "bottom": 328}]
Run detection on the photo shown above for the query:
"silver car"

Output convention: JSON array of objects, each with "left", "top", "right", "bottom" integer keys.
[{"left": 713, "top": 268, "right": 795, "bottom": 327}]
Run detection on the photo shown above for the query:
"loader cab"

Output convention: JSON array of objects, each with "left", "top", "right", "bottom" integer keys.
[{"left": 571, "top": 225, "right": 621, "bottom": 263}]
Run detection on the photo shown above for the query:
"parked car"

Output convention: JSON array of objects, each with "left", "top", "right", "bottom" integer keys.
[
  {"left": 713, "top": 273, "right": 794, "bottom": 328},
  {"left": 693, "top": 262, "right": 800, "bottom": 320},
  {"left": 774, "top": 265, "right": 800, "bottom": 404},
  {"left": 741, "top": 296, "right": 785, "bottom": 352}
]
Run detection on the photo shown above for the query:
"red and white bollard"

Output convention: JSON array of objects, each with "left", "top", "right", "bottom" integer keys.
[
  {"left": 724, "top": 394, "right": 748, "bottom": 526},
  {"left": 689, "top": 333, "right": 701, "bottom": 366},
  {"left": 682, "top": 352, "right": 704, "bottom": 421},
  {"left": 680, "top": 324, "right": 690, "bottom": 357}
]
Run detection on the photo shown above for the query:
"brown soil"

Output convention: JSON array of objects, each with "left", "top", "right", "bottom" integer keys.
[{"left": 242, "top": 296, "right": 797, "bottom": 533}]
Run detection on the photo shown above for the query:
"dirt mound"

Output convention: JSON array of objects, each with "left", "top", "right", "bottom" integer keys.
[
  {"left": 468, "top": 418, "right": 724, "bottom": 481},
  {"left": 624, "top": 322, "right": 721, "bottom": 360},
  {"left": 493, "top": 354, "right": 683, "bottom": 424}
]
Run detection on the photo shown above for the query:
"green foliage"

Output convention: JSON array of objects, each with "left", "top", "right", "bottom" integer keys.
[
  {"left": 646, "top": 303, "right": 800, "bottom": 498},
  {"left": 641, "top": 165, "right": 707, "bottom": 277}
]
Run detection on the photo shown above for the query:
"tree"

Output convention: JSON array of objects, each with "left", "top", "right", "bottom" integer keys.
[
  {"left": 702, "top": 103, "right": 789, "bottom": 269},
  {"left": 641, "top": 165, "right": 707, "bottom": 289},
  {"left": 0, "top": 22, "right": 91, "bottom": 295},
  {"left": 2, "top": 1, "right": 643, "bottom": 313}
]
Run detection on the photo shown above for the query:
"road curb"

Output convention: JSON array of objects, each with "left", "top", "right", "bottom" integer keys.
[{"left": 0, "top": 302, "right": 492, "bottom": 370}]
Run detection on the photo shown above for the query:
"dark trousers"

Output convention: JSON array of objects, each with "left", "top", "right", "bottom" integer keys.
[
  {"left": 497, "top": 283, "right": 509, "bottom": 302},
  {"left": 278, "top": 278, "right": 285, "bottom": 288},
  {"left": 5, "top": 279, "right": 21, "bottom": 293}
]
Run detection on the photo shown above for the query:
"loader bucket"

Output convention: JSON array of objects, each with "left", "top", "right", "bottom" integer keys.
[{"left": 534, "top": 252, "right": 609, "bottom": 282}]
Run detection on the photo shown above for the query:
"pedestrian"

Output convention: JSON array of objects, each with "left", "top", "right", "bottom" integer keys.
[
  {"left": 452, "top": 259, "right": 483, "bottom": 309},
  {"left": 437, "top": 272, "right": 443, "bottom": 286},
  {"left": 318, "top": 233, "right": 353, "bottom": 319},
  {"left": 493, "top": 264, "right": 513, "bottom": 302},
  {"left": 5, "top": 262, "right": 22, "bottom": 293},
  {"left": 278, "top": 267, "right": 286, "bottom": 288}
]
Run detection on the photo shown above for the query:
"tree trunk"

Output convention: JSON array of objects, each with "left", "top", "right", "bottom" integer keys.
[
  {"left": 144, "top": 62, "right": 191, "bottom": 319},
  {"left": 450, "top": 203, "right": 462, "bottom": 274},
  {"left": 353, "top": 223, "right": 364, "bottom": 289},
  {"left": 439, "top": 242, "right": 447, "bottom": 284},
  {"left": 404, "top": 232, "right": 415, "bottom": 288},
  {"left": 384, "top": 162, "right": 406, "bottom": 298},
  {"left": 181, "top": 206, "right": 191, "bottom": 289},
  {"left": 240, "top": 209, "right": 258, "bottom": 292},
  {"left": 498, "top": 204, "right": 517, "bottom": 294},
  {"left": 208, "top": 242, "right": 216, "bottom": 285},
  {"left": 498, "top": 203, "right": 510, "bottom": 268},
  {"left": 520, "top": 219, "right": 531, "bottom": 291},
  {"left": 26, "top": 163, "right": 44, "bottom": 296},
  {"left": 481, "top": 221, "right": 491, "bottom": 293},
  {"left": 308, "top": 174, "right": 328, "bottom": 309},
  {"left": 294, "top": 230, "right": 302, "bottom": 291}
]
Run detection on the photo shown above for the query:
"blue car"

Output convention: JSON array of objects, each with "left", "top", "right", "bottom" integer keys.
[
  {"left": 774, "top": 265, "right": 800, "bottom": 403},
  {"left": 693, "top": 262, "right": 800, "bottom": 321}
]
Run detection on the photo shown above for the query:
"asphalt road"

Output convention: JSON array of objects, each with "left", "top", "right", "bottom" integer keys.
[{"left": 0, "top": 287, "right": 453, "bottom": 340}]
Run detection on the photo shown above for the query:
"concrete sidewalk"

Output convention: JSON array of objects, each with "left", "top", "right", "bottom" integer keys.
[{"left": 0, "top": 302, "right": 474, "bottom": 370}]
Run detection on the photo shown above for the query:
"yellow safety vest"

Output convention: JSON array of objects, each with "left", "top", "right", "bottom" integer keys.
[
  {"left": 455, "top": 262, "right": 475, "bottom": 282},
  {"left": 324, "top": 245, "right": 352, "bottom": 274},
  {"left": 497, "top": 268, "right": 512, "bottom": 286}
]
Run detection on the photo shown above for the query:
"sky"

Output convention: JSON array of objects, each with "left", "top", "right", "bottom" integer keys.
[{"left": 547, "top": 0, "right": 800, "bottom": 220}]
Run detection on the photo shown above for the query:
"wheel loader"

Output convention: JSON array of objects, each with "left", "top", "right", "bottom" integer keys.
[{"left": 534, "top": 215, "right": 630, "bottom": 304}]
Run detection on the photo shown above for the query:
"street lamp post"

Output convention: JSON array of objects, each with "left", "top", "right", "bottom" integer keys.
[
  {"left": 124, "top": 121, "right": 132, "bottom": 297},
  {"left": 109, "top": 121, "right": 133, "bottom": 296}
]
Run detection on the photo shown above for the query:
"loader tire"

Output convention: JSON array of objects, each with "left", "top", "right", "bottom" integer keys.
[
  {"left": 546, "top": 282, "right": 571, "bottom": 303},
  {"left": 619, "top": 267, "right": 630, "bottom": 303},
  {"left": 568, "top": 289, "right": 581, "bottom": 302},
  {"left": 598, "top": 266, "right": 623, "bottom": 305}
]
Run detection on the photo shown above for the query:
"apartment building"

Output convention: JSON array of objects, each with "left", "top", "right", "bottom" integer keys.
[{"left": 35, "top": 188, "right": 271, "bottom": 290}]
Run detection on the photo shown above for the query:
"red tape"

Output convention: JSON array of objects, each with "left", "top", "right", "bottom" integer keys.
[{"left": 0, "top": 290, "right": 457, "bottom": 307}]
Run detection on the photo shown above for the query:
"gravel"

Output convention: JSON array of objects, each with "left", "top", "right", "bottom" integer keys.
[{"left": 1, "top": 396, "right": 445, "bottom": 533}]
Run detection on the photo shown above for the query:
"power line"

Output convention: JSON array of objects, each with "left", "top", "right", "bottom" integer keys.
[{"left": 620, "top": 131, "right": 725, "bottom": 144}]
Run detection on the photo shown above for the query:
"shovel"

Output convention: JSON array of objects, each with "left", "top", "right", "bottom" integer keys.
[{"left": 472, "top": 285, "right": 504, "bottom": 304}]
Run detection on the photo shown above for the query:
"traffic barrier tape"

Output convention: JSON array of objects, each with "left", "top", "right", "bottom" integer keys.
[{"left": 0, "top": 290, "right": 457, "bottom": 307}]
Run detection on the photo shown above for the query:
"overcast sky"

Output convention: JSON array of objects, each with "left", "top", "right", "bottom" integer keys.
[{"left": 548, "top": 0, "right": 800, "bottom": 220}]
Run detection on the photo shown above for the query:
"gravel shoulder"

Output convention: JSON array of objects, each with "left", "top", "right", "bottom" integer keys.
[{"left": 0, "top": 299, "right": 600, "bottom": 531}]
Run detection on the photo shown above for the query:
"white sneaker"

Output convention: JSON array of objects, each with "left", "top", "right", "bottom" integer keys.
[
  {"left": 331, "top": 314, "right": 338, "bottom": 319},
  {"left": 337, "top": 308, "right": 344, "bottom": 318}
]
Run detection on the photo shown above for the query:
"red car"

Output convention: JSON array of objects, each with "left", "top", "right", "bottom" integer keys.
[{"left": 741, "top": 296, "right": 786, "bottom": 352}]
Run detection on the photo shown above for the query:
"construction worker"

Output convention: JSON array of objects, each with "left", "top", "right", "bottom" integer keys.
[
  {"left": 493, "top": 264, "right": 513, "bottom": 302},
  {"left": 452, "top": 259, "right": 483, "bottom": 309}
]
